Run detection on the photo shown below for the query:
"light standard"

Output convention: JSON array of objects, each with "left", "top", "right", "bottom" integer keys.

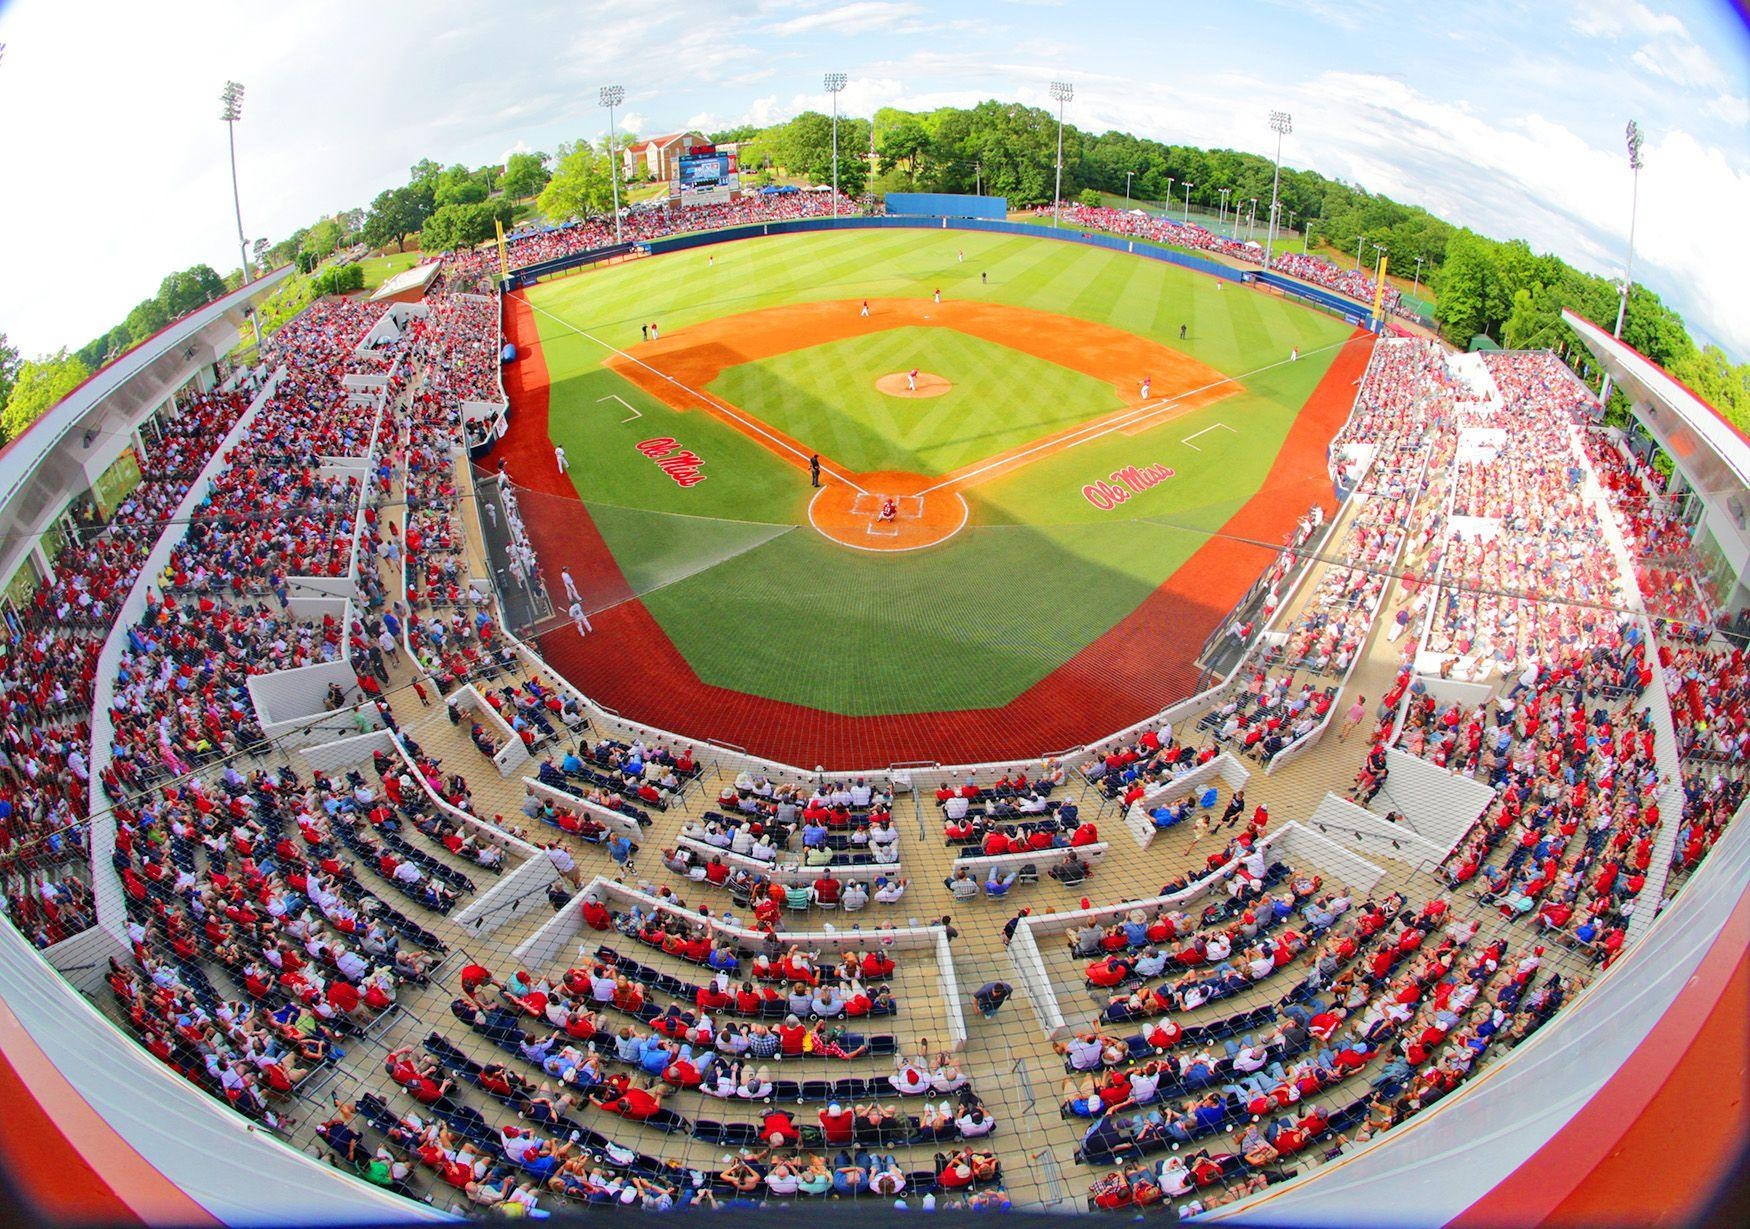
[
  {"left": 1182, "top": 181, "right": 1194, "bottom": 222},
  {"left": 1355, "top": 233, "right": 1366, "bottom": 271},
  {"left": 1372, "top": 242, "right": 1388, "bottom": 284},
  {"left": 1049, "top": 80, "right": 1074, "bottom": 226},
  {"left": 1164, "top": 177, "right": 1174, "bottom": 220},
  {"left": 1412, "top": 254, "right": 1425, "bottom": 297},
  {"left": 1245, "top": 198, "right": 1258, "bottom": 242},
  {"left": 1302, "top": 221, "right": 1314, "bottom": 255},
  {"left": 975, "top": 161, "right": 982, "bottom": 195},
  {"left": 599, "top": 85, "right": 625, "bottom": 243},
  {"left": 219, "top": 82, "right": 252, "bottom": 285},
  {"left": 1218, "top": 187, "right": 1231, "bottom": 230},
  {"left": 823, "top": 73, "right": 848, "bottom": 218},
  {"left": 1125, "top": 170, "right": 1135, "bottom": 204},
  {"left": 1262, "top": 110, "right": 1292, "bottom": 270},
  {"left": 1602, "top": 121, "right": 1645, "bottom": 403}
]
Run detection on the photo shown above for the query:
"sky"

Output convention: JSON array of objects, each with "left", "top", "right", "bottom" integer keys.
[{"left": 0, "top": 0, "right": 1746, "bottom": 361}]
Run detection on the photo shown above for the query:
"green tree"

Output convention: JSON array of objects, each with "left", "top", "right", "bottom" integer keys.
[
  {"left": 409, "top": 157, "right": 442, "bottom": 186},
  {"left": 502, "top": 151, "right": 551, "bottom": 200},
  {"left": 157, "top": 264, "right": 226, "bottom": 317},
  {"left": 537, "top": 142, "right": 616, "bottom": 222},
  {"left": 362, "top": 184, "right": 435, "bottom": 250},
  {"left": 301, "top": 219, "right": 345, "bottom": 260},
  {"left": 420, "top": 200, "right": 516, "bottom": 252},
  {"left": 435, "top": 174, "right": 489, "bottom": 208},
  {"left": 877, "top": 113, "right": 934, "bottom": 185},
  {"left": 0, "top": 333, "right": 19, "bottom": 411},
  {"left": 125, "top": 297, "right": 170, "bottom": 341},
  {"left": 1, "top": 350, "right": 90, "bottom": 442}
]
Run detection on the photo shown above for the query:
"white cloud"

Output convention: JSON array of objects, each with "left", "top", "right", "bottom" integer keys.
[{"left": 767, "top": 2, "right": 924, "bottom": 37}]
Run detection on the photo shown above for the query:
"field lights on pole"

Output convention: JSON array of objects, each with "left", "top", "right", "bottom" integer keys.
[
  {"left": 1412, "top": 254, "right": 1425, "bottom": 296},
  {"left": 1263, "top": 110, "right": 1291, "bottom": 271},
  {"left": 1372, "top": 242, "right": 1388, "bottom": 282},
  {"left": 1246, "top": 197, "right": 1258, "bottom": 243},
  {"left": 1182, "top": 181, "right": 1193, "bottom": 223},
  {"left": 1050, "top": 80, "right": 1073, "bottom": 227},
  {"left": 1218, "top": 187, "right": 1230, "bottom": 231},
  {"left": 825, "top": 73, "right": 847, "bottom": 219},
  {"left": 1602, "top": 119, "right": 1645, "bottom": 404},
  {"left": 1125, "top": 170, "right": 1134, "bottom": 203},
  {"left": 600, "top": 85, "right": 624, "bottom": 244},
  {"left": 220, "top": 81, "right": 252, "bottom": 285},
  {"left": 1355, "top": 232, "right": 1365, "bottom": 271}
]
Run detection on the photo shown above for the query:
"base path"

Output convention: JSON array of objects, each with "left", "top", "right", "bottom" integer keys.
[{"left": 502, "top": 289, "right": 1375, "bottom": 768}]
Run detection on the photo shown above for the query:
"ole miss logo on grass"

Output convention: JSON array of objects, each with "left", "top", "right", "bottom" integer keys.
[
  {"left": 1083, "top": 462, "right": 1176, "bottom": 510},
  {"left": 636, "top": 437, "right": 706, "bottom": 487}
]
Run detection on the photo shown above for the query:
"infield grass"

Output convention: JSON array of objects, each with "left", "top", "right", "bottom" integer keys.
[{"left": 707, "top": 328, "right": 1128, "bottom": 477}]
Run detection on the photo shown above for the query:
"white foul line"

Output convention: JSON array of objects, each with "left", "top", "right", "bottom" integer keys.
[
  {"left": 524, "top": 295, "right": 868, "bottom": 496},
  {"left": 917, "top": 334, "right": 1360, "bottom": 496},
  {"left": 1180, "top": 422, "right": 1238, "bottom": 452},
  {"left": 598, "top": 394, "right": 642, "bottom": 423}
]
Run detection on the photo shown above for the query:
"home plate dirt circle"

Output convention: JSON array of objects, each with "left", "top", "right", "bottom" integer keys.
[
  {"left": 875, "top": 371, "right": 952, "bottom": 398},
  {"left": 808, "top": 471, "right": 969, "bottom": 552}
]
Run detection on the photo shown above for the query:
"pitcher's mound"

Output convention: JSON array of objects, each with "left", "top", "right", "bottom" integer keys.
[{"left": 876, "top": 371, "right": 951, "bottom": 398}]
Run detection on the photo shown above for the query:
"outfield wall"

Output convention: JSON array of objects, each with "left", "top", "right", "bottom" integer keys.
[{"left": 504, "top": 215, "right": 1254, "bottom": 291}]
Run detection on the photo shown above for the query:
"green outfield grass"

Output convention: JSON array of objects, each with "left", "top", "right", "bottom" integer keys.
[{"left": 529, "top": 227, "right": 1353, "bottom": 713}]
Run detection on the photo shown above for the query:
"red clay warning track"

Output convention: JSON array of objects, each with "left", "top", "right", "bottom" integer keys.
[{"left": 499, "top": 289, "right": 1374, "bottom": 768}]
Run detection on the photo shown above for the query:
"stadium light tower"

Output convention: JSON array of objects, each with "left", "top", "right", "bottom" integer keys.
[
  {"left": 1125, "top": 170, "right": 1135, "bottom": 203},
  {"left": 1182, "top": 181, "right": 1194, "bottom": 222},
  {"left": 1246, "top": 197, "right": 1258, "bottom": 243},
  {"left": 1262, "top": 110, "right": 1292, "bottom": 271},
  {"left": 600, "top": 85, "right": 625, "bottom": 244},
  {"left": 1412, "top": 254, "right": 1426, "bottom": 296},
  {"left": 824, "top": 73, "right": 848, "bottom": 219},
  {"left": 219, "top": 82, "right": 252, "bottom": 285},
  {"left": 1049, "top": 80, "right": 1074, "bottom": 227},
  {"left": 1372, "top": 242, "right": 1388, "bottom": 282},
  {"left": 1165, "top": 177, "right": 1175, "bottom": 217},
  {"left": 1601, "top": 121, "right": 1646, "bottom": 404},
  {"left": 1355, "top": 233, "right": 1366, "bottom": 271},
  {"left": 1218, "top": 187, "right": 1231, "bottom": 230}
]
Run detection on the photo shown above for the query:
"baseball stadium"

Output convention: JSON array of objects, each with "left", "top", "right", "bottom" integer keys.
[{"left": 0, "top": 6, "right": 1746, "bottom": 1229}]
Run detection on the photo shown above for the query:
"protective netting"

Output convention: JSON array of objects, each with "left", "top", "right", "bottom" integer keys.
[{"left": 502, "top": 484, "right": 1292, "bottom": 765}]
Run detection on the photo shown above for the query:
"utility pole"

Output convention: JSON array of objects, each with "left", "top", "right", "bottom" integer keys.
[
  {"left": 825, "top": 73, "right": 847, "bottom": 219},
  {"left": 1263, "top": 110, "right": 1292, "bottom": 270},
  {"left": 600, "top": 85, "right": 625, "bottom": 244},
  {"left": 1602, "top": 121, "right": 1645, "bottom": 405},
  {"left": 1050, "top": 81, "right": 1074, "bottom": 226},
  {"left": 220, "top": 82, "right": 252, "bottom": 285}
]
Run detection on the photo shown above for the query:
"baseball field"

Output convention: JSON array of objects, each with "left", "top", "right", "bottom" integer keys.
[{"left": 496, "top": 226, "right": 1373, "bottom": 765}]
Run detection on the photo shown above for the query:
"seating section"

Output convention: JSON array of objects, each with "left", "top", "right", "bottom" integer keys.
[{"left": 5, "top": 215, "right": 1749, "bottom": 1225}]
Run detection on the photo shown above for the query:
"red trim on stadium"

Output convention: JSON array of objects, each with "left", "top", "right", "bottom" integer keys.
[
  {"left": 1449, "top": 881, "right": 1750, "bottom": 1229},
  {"left": 0, "top": 997, "right": 217, "bottom": 1226},
  {"left": 499, "top": 289, "right": 1374, "bottom": 767}
]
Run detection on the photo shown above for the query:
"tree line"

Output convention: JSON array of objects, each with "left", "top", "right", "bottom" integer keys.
[{"left": 3, "top": 99, "right": 1744, "bottom": 446}]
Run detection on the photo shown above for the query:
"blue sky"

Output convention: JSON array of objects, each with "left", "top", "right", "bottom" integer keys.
[{"left": 0, "top": 0, "right": 1745, "bottom": 360}]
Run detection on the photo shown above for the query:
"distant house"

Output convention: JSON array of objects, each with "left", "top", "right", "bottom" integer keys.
[{"left": 621, "top": 132, "right": 709, "bottom": 182}]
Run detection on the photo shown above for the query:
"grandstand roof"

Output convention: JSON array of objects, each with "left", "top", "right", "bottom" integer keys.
[{"left": 1563, "top": 309, "right": 1750, "bottom": 489}]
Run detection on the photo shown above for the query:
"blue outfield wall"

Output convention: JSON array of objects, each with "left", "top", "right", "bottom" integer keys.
[
  {"left": 1253, "top": 271, "right": 1378, "bottom": 331},
  {"left": 885, "top": 192, "right": 1008, "bottom": 220},
  {"left": 502, "top": 216, "right": 1260, "bottom": 292}
]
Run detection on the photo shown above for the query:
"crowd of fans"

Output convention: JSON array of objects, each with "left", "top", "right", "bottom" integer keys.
[
  {"left": 0, "top": 385, "right": 257, "bottom": 939},
  {"left": 1042, "top": 204, "right": 1413, "bottom": 318},
  {"left": 446, "top": 192, "right": 868, "bottom": 283}
]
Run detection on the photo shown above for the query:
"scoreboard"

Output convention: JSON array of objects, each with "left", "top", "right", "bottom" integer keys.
[{"left": 673, "top": 146, "right": 739, "bottom": 207}]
